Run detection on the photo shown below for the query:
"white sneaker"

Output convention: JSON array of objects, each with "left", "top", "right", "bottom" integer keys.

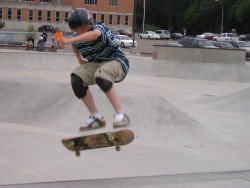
[
  {"left": 79, "top": 115, "right": 106, "bottom": 131},
  {"left": 113, "top": 113, "right": 130, "bottom": 128}
]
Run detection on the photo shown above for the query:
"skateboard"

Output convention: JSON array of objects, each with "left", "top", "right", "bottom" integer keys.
[{"left": 61, "top": 129, "right": 134, "bottom": 157}]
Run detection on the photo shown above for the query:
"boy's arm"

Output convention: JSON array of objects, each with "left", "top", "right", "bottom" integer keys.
[{"left": 58, "top": 30, "right": 101, "bottom": 48}]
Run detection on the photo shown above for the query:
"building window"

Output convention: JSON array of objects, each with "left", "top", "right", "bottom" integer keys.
[
  {"left": 109, "top": 14, "right": 113, "bottom": 25},
  {"left": 110, "top": 0, "right": 117, "bottom": 6},
  {"left": 65, "top": 12, "right": 69, "bottom": 22},
  {"left": 23, "top": 0, "right": 34, "bottom": 2},
  {"left": 38, "top": 10, "right": 42, "bottom": 22},
  {"left": 40, "top": 0, "right": 52, "bottom": 2},
  {"left": 125, "top": 15, "right": 129, "bottom": 26},
  {"left": 29, "top": 9, "right": 33, "bottom": 21},
  {"left": 85, "top": 0, "right": 97, "bottom": 5},
  {"left": 47, "top": 11, "right": 51, "bottom": 22},
  {"left": 117, "top": 15, "right": 121, "bottom": 25},
  {"left": 56, "top": 11, "right": 60, "bottom": 22},
  {"left": 17, "top": 9, "right": 22, "bottom": 21},
  {"left": 8, "top": 8, "right": 12, "bottom": 20},
  {"left": 92, "top": 13, "right": 96, "bottom": 22},
  {"left": 101, "top": 14, "right": 105, "bottom": 23},
  {"left": 0, "top": 8, "right": 2, "bottom": 19}
]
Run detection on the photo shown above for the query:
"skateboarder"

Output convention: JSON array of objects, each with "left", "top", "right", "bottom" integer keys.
[{"left": 57, "top": 8, "right": 130, "bottom": 129}]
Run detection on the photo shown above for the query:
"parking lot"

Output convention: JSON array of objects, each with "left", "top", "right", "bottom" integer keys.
[
  {"left": 121, "top": 33, "right": 174, "bottom": 54},
  {"left": 122, "top": 34, "right": 250, "bottom": 62},
  {"left": 1, "top": 31, "right": 249, "bottom": 62}
]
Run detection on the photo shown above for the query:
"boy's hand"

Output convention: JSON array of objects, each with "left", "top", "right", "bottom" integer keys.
[{"left": 57, "top": 38, "right": 65, "bottom": 49}]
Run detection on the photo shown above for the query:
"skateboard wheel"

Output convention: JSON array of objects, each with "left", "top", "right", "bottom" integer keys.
[
  {"left": 108, "top": 135, "right": 115, "bottom": 141},
  {"left": 115, "top": 146, "right": 121, "bottom": 151},
  {"left": 75, "top": 150, "right": 81, "bottom": 157}
]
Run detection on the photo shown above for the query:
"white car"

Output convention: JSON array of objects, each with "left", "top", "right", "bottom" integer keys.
[
  {"left": 155, "top": 30, "right": 171, "bottom": 39},
  {"left": 138, "top": 31, "right": 161, "bottom": 39},
  {"left": 213, "top": 33, "right": 239, "bottom": 42},
  {"left": 229, "top": 41, "right": 250, "bottom": 58},
  {"left": 114, "top": 35, "right": 138, "bottom": 48}
]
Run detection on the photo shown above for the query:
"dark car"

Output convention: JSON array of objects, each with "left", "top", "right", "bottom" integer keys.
[
  {"left": 38, "top": 25, "right": 55, "bottom": 33},
  {"left": 117, "top": 29, "right": 133, "bottom": 38},
  {"left": 178, "top": 38, "right": 217, "bottom": 48},
  {"left": 247, "top": 34, "right": 250, "bottom": 41},
  {"left": 239, "top": 34, "right": 250, "bottom": 41},
  {"left": 170, "top": 32, "right": 183, "bottom": 40},
  {"left": 178, "top": 38, "right": 194, "bottom": 47}
]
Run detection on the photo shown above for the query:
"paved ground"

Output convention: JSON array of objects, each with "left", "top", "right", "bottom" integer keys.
[{"left": 0, "top": 49, "right": 250, "bottom": 187}]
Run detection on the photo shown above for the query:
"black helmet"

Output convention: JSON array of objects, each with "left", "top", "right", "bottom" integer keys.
[{"left": 68, "top": 8, "right": 92, "bottom": 29}]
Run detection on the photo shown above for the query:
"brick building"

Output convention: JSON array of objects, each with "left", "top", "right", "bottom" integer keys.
[{"left": 0, "top": 0, "right": 134, "bottom": 32}]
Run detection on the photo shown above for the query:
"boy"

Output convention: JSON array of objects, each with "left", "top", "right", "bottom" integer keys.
[{"left": 58, "top": 8, "right": 130, "bottom": 130}]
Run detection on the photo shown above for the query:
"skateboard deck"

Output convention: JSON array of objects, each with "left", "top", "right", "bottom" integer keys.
[{"left": 61, "top": 129, "right": 134, "bottom": 157}]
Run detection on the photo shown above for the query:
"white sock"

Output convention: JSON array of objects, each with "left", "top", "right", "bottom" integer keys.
[
  {"left": 84, "top": 114, "right": 101, "bottom": 125},
  {"left": 93, "top": 113, "right": 101, "bottom": 119},
  {"left": 114, "top": 113, "right": 124, "bottom": 122}
]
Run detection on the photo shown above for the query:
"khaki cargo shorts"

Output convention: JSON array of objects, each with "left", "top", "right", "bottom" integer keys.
[{"left": 72, "top": 60, "right": 126, "bottom": 86}]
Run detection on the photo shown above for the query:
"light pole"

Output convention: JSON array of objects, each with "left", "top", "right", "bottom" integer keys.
[
  {"left": 215, "top": 0, "right": 224, "bottom": 33},
  {"left": 132, "top": 0, "right": 136, "bottom": 48},
  {"left": 142, "top": 0, "right": 146, "bottom": 32}
]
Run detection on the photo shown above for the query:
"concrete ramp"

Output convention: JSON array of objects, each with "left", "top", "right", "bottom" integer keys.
[
  {"left": 0, "top": 79, "right": 222, "bottom": 148},
  {"left": 185, "top": 87, "right": 250, "bottom": 114},
  {"left": 1, "top": 50, "right": 250, "bottom": 186}
]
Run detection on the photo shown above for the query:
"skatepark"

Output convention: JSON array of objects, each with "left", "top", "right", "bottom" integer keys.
[{"left": 1, "top": 49, "right": 250, "bottom": 187}]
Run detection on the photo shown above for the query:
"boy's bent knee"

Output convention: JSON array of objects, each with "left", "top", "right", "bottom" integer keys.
[
  {"left": 95, "top": 77, "right": 112, "bottom": 92},
  {"left": 71, "top": 73, "right": 88, "bottom": 98}
]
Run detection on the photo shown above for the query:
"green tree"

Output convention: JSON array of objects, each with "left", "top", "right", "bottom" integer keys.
[
  {"left": 27, "top": 24, "right": 36, "bottom": 32},
  {"left": 235, "top": 0, "right": 250, "bottom": 33},
  {"left": 135, "top": 0, "right": 249, "bottom": 35},
  {"left": 184, "top": 0, "right": 218, "bottom": 35},
  {"left": 0, "top": 21, "right": 5, "bottom": 29}
]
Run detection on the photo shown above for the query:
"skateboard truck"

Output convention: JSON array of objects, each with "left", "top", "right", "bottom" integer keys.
[
  {"left": 107, "top": 133, "right": 121, "bottom": 151},
  {"left": 68, "top": 140, "right": 81, "bottom": 157}
]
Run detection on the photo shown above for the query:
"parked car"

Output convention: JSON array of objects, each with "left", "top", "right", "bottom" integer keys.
[
  {"left": 170, "top": 33, "right": 183, "bottom": 40},
  {"left": 239, "top": 34, "right": 246, "bottom": 41},
  {"left": 196, "top": 33, "right": 216, "bottom": 40},
  {"left": 38, "top": 25, "right": 55, "bottom": 33},
  {"left": 178, "top": 38, "right": 218, "bottom": 48},
  {"left": 138, "top": 31, "right": 161, "bottom": 39},
  {"left": 178, "top": 38, "right": 194, "bottom": 47},
  {"left": 212, "top": 41, "right": 234, "bottom": 49},
  {"left": 239, "top": 34, "right": 250, "bottom": 41},
  {"left": 155, "top": 30, "right": 171, "bottom": 39},
  {"left": 246, "top": 34, "right": 250, "bottom": 41},
  {"left": 229, "top": 41, "right": 250, "bottom": 57},
  {"left": 213, "top": 33, "right": 239, "bottom": 42},
  {"left": 114, "top": 35, "right": 138, "bottom": 48},
  {"left": 117, "top": 29, "right": 133, "bottom": 38}
]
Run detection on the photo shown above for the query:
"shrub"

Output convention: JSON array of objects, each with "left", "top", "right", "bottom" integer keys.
[{"left": 0, "top": 21, "right": 5, "bottom": 29}]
